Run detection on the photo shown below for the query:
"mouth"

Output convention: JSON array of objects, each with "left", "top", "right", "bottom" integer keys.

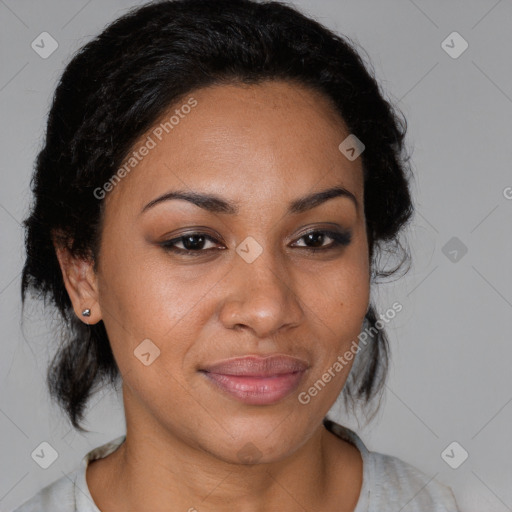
[{"left": 199, "top": 354, "right": 310, "bottom": 405}]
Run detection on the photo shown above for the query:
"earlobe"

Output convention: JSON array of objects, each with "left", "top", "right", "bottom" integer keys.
[{"left": 53, "top": 244, "right": 102, "bottom": 324}]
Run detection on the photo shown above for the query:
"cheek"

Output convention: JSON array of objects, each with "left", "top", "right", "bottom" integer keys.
[
  {"left": 96, "top": 246, "right": 215, "bottom": 382},
  {"left": 100, "top": 232, "right": 221, "bottom": 331},
  {"left": 304, "top": 258, "right": 369, "bottom": 339},
  {"left": 295, "top": 256, "right": 369, "bottom": 398}
]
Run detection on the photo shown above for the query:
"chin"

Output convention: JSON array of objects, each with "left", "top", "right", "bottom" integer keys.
[{"left": 199, "top": 417, "right": 310, "bottom": 465}]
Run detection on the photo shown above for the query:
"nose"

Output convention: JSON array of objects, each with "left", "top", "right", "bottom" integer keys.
[{"left": 217, "top": 248, "right": 305, "bottom": 338}]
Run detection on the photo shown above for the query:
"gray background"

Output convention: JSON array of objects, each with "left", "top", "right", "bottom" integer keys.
[{"left": 1, "top": 0, "right": 511, "bottom": 510}]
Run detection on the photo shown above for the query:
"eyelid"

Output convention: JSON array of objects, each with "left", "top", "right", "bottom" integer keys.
[
  {"left": 292, "top": 225, "right": 350, "bottom": 240},
  {"left": 159, "top": 227, "right": 351, "bottom": 255},
  {"left": 290, "top": 229, "right": 352, "bottom": 247},
  {"left": 161, "top": 232, "right": 223, "bottom": 251}
]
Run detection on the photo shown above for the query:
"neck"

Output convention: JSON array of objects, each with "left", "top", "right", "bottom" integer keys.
[
  {"left": 114, "top": 428, "right": 329, "bottom": 511},
  {"left": 86, "top": 397, "right": 362, "bottom": 512}
]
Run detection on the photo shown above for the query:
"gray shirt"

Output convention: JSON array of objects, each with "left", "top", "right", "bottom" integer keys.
[{"left": 12, "top": 420, "right": 460, "bottom": 511}]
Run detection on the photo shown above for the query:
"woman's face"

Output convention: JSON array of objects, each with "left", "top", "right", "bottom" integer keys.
[{"left": 92, "top": 80, "right": 370, "bottom": 463}]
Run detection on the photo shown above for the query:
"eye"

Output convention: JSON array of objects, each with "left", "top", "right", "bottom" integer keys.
[
  {"left": 291, "top": 229, "right": 352, "bottom": 252},
  {"left": 159, "top": 229, "right": 352, "bottom": 257},
  {"left": 160, "top": 233, "right": 224, "bottom": 256}
]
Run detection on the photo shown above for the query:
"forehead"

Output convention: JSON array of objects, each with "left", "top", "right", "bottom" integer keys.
[{"left": 105, "top": 80, "right": 364, "bottom": 213}]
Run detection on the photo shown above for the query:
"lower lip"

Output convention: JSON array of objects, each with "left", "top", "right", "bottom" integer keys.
[{"left": 202, "top": 371, "right": 306, "bottom": 405}]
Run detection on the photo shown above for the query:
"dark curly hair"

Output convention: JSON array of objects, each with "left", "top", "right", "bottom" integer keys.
[{"left": 21, "top": 0, "right": 414, "bottom": 433}]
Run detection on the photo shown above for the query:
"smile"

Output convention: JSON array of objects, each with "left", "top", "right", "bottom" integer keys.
[{"left": 200, "top": 354, "right": 309, "bottom": 405}]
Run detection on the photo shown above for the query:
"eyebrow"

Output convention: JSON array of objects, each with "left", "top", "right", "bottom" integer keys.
[{"left": 140, "top": 185, "right": 358, "bottom": 216}]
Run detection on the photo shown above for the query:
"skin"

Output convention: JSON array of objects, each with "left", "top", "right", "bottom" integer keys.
[{"left": 55, "top": 80, "right": 370, "bottom": 512}]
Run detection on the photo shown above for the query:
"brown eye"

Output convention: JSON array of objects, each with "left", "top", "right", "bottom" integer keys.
[
  {"left": 291, "top": 230, "right": 352, "bottom": 252},
  {"left": 159, "top": 229, "right": 352, "bottom": 257},
  {"left": 160, "top": 233, "right": 223, "bottom": 255}
]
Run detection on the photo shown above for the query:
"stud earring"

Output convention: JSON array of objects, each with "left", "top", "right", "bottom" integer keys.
[{"left": 82, "top": 308, "right": 91, "bottom": 317}]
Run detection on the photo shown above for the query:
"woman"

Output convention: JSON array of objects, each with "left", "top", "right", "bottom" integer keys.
[{"left": 15, "top": 0, "right": 460, "bottom": 510}]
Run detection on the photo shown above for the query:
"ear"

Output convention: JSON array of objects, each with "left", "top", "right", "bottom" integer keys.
[{"left": 53, "top": 232, "right": 101, "bottom": 325}]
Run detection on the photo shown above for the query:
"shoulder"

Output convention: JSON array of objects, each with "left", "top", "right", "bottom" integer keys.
[
  {"left": 367, "top": 450, "right": 460, "bottom": 511},
  {"left": 11, "top": 434, "right": 125, "bottom": 512},
  {"left": 10, "top": 468, "right": 80, "bottom": 512},
  {"left": 323, "top": 419, "right": 460, "bottom": 511}
]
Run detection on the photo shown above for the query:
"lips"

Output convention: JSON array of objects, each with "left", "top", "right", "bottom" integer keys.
[
  {"left": 200, "top": 355, "right": 309, "bottom": 405},
  {"left": 202, "top": 354, "right": 309, "bottom": 376}
]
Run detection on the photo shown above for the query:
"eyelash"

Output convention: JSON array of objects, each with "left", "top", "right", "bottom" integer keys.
[{"left": 159, "top": 229, "right": 352, "bottom": 257}]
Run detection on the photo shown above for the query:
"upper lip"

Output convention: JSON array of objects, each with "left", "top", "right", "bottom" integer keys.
[{"left": 201, "top": 354, "right": 310, "bottom": 377}]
